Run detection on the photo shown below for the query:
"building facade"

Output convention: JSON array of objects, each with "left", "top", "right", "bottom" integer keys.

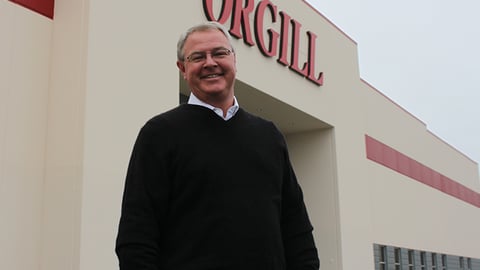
[{"left": 1, "top": 0, "right": 479, "bottom": 269}]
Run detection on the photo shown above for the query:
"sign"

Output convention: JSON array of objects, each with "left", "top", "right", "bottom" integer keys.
[
  {"left": 9, "top": 0, "right": 54, "bottom": 19},
  {"left": 203, "top": 0, "right": 324, "bottom": 86}
]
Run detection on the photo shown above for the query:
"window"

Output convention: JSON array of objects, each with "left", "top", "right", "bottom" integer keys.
[
  {"left": 441, "top": 254, "right": 447, "bottom": 270},
  {"left": 371, "top": 244, "right": 480, "bottom": 270},
  {"left": 420, "top": 251, "right": 426, "bottom": 270},
  {"left": 394, "top": 248, "right": 401, "bottom": 270},
  {"left": 378, "top": 245, "right": 387, "bottom": 270},
  {"left": 431, "top": 253, "right": 437, "bottom": 270},
  {"left": 459, "top": 257, "right": 471, "bottom": 270},
  {"left": 407, "top": 250, "right": 415, "bottom": 270}
]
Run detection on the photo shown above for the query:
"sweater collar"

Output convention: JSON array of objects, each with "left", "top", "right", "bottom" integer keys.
[{"left": 187, "top": 93, "right": 239, "bottom": 121}]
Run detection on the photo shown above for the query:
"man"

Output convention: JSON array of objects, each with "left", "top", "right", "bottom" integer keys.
[{"left": 116, "top": 21, "right": 320, "bottom": 270}]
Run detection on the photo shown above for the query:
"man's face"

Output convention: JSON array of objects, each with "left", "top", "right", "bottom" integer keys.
[{"left": 177, "top": 29, "right": 236, "bottom": 105}]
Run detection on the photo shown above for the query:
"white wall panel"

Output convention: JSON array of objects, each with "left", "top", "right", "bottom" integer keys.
[{"left": 0, "top": 2, "right": 52, "bottom": 270}]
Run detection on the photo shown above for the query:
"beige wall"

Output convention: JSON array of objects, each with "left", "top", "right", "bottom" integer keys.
[
  {"left": 79, "top": 1, "right": 182, "bottom": 268},
  {"left": 364, "top": 81, "right": 480, "bottom": 258},
  {"left": 43, "top": 0, "right": 186, "bottom": 269},
  {"left": 0, "top": 2, "right": 52, "bottom": 270},
  {"left": 2, "top": 0, "right": 479, "bottom": 269},
  {"left": 41, "top": 0, "right": 89, "bottom": 268},
  {"left": 364, "top": 81, "right": 479, "bottom": 191},
  {"left": 287, "top": 129, "right": 342, "bottom": 270}
]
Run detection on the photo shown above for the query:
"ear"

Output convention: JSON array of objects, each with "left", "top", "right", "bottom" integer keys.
[{"left": 176, "top": 61, "right": 186, "bottom": 79}]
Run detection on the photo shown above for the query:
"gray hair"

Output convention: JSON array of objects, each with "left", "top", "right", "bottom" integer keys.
[{"left": 177, "top": 21, "right": 235, "bottom": 61}]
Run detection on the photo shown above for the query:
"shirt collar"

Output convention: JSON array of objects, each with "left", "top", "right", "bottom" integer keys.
[{"left": 187, "top": 93, "right": 239, "bottom": 121}]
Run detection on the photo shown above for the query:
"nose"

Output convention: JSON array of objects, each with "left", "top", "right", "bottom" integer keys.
[{"left": 203, "top": 53, "right": 218, "bottom": 67}]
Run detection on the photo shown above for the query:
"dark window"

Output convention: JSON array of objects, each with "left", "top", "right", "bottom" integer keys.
[
  {"left": 379, "top": 246, "right": 387, "bottom": 270},
  {"left": 407, "top": 250, "right": 415, "bottom": 270},
  {"left": 420, "top": 252, "right": 426, "bottom": 270},
  {"left": 394, "top": 248, "right": 401, "bottom": 270},
  {"left": 441, "top": 254, "right": 447, "bottom": 270},
  {"left": 431, "top": 253, "right": 437, "bottom": 270}
]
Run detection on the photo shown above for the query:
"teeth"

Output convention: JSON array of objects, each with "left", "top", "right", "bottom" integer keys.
[{"left": 205, "top": 74, "right": 220, "bottom": 78}]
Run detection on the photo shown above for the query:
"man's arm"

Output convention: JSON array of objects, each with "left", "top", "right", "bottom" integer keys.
[
  {"left": 279, "top": 138, "right": 320, "bottom": 270},
  {"left": 116, "top": 121, "right": 172, "bottom": 270}
]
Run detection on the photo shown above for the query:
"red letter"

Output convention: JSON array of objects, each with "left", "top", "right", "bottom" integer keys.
[
  {"left": 277, "top": 11, "right": 290, "bottom": 66},
  {"left": 289, "top": 19, "right": 308, "bottom": 77},
  {"left": 229, "top": 0, "right": 255, "bottom": 46},
  {"left": 254, "top": 0, "right": 279, "bottom": 57},
  {"left": 203, "top": 0, "right": 234, "bottom": 24},
  {"left": 306, "top": 31, "right": 324, "bottom": 86}
]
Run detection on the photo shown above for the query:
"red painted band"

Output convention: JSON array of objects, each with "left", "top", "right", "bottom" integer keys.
[
  {"left": 9, "top": 0, "right": 54, "bottom": 19},
  {"left": 366, "top": 135, "right": 480, "bottom": 208}
]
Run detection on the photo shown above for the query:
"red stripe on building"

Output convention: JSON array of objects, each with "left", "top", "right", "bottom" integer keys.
[
  {"left": 365, "top": 135, "right": 480, "bottom": 208},
  {"left": 9, "top": 0, "right": 54, "bottom": 19}
]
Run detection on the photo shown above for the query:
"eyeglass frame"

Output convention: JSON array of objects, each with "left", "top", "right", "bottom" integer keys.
[{"left": 183, "top": 47, "right": 234, "bottom": 63}]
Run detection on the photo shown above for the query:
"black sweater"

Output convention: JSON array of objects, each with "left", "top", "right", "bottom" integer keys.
[{"left": 116, "top": 105, "right": 319, "bottom": 270}]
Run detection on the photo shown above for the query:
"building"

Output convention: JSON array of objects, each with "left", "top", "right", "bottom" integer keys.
[{"left": 2, "top": 0, "right": 479, "bottom": 269}]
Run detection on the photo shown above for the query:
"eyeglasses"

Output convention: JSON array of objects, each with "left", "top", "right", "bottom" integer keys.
[{"left": 185, "top": 48, "right": 233, "bottom": 63}]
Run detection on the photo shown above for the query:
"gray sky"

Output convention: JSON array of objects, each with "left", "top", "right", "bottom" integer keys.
[{"left": 306, "top": 0, "right": 480, "bottom": 168}]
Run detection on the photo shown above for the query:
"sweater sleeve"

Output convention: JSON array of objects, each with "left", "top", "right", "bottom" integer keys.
[
  {"left": 115, "top": 120, "right": 172, "bottom": 270},
  {"left": 277, "top": 131, "right": 320, "bottom": 270}
]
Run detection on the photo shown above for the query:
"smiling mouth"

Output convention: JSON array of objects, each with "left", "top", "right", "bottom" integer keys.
[{"left": 201, "top": 74, "right": 223, "bottom": 79}]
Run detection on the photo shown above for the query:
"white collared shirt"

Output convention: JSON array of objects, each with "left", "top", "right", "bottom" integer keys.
[{"left": 187, "top": 93, "right": 239, "bottom": 121}]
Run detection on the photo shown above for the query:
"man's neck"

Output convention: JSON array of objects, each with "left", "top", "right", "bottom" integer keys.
[
  {"left": 189, "top": 93, "right": 235, "bottom": 116},
  {"left": 187, "top": 93, "right": 239, "bottom": 119}
]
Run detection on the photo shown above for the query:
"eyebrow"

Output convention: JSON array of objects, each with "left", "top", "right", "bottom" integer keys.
[{"left": 188, "top": 46, "right": 230, "bottom": 54}]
